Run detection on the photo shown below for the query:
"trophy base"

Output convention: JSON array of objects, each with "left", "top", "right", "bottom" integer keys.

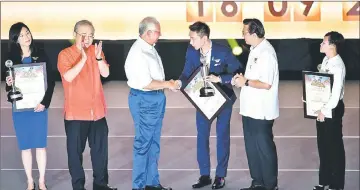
[
  {"left": 8, "top": 91, "right": 23, "bottom": 102},
  {"left": 200, "top": 87, "right": 215, "bottom": 97}
]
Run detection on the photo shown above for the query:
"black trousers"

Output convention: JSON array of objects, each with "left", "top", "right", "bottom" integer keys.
[
  {"left": 316, "top": 100, "right": 345, "bottom": 189},
  {"left": 65, "top": 117, "right": 109, "bottom": 190},
  {"left": 242, "top": 116, "right": 278, "bottom": 189}
]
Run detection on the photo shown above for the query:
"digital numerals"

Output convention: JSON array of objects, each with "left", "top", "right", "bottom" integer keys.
[
  {"left": 264, "top": 1, "right": 321, "bottom": 22},
  {"left": 187, "top": 1, "right": 241, "bottom": 22},
  {"left": 215, "top": 2, "right": 242, "bottom": 22},
  {"left": 186, "top": 1, "right": 213, "bottom": 22},
  {"left": 186, "top": 1, "right": 358, "bottom": 22},
  {"left": 294, "top": 2, "right": 321, "bottom": 21},
  {"left": 342, "top": 2, "right": 360, "bottom": 21},
  {"left": 264, "top": 1, "right": 291, "bottom": 21}
]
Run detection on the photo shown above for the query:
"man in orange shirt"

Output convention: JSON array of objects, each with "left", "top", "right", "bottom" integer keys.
[{"left": 57, "top": 20, "right": 117, "bottom": 190}]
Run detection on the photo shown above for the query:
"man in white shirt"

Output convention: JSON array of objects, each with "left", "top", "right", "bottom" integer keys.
[
  {"left": 232, "top": 18, "right": 279, "bottom": 190},
  {"left": 124, "top": 17, "right": 176, "bottom": 190},
  {"left": 311, "top": 31, "right": 346, "bottom": 190}
]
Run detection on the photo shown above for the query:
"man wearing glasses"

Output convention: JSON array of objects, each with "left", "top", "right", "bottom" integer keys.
[
  {"left": 57, "top": 20, "right": 117, "bottom": 190},
  {"left": 232, "top": 18, "right": 279, "bottom": 190},
  {"left": 125, "top": 16, "right": 176, "bottom": 190}
]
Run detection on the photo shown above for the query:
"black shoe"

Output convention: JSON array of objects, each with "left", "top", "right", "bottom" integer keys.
[
  {"left": 212, "top": 177, "right": 225, "bottom": 189},
  {"left": 240, "top": 185, "right": 266, "bottom": 190},
  {"left": 329, "top": 187, "right": 343, "bottom": 190},
  {"left": 145, "top": 184, "right": 172, "bottom": 190},
  {"left": 93, "top": 183, "right": 117, "bottom": 190},
  {"left": 192, "top": 175, "right": 212, "bottom": 188},
  {"left": 313, "top": 185, "right": 329, "bottom": 190},
  {"left": 38, "top": 184, "right": 48, "bottom": 190}
]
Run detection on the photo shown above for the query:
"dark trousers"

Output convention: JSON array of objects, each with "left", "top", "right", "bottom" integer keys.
[
  {"left": 242, "top": 116, "right": 278, "bottom": 189},
  {"left": 196, "top": 100, "right": 234, "bottom": 178},
  {"left": 65, "top": 118, "right": 109, "bottom": 190},
  {"left": 316, "top": 100, "right": 345, "bottom": 189}
]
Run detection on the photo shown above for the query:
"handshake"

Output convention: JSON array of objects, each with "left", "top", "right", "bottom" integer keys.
[{"left": 165, "top": 79, "right": 181, "bottom": 91}]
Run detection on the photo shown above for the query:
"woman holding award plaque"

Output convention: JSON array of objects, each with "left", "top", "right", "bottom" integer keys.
[
  {"left": 311, "top": 31, "right": 346, "bottom": 190},
  {"left": 5, "top": 22, "right": 55, "bottom": 190}
]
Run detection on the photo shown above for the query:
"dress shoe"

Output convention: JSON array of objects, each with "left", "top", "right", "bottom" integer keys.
[
  {"left": 212, "top": 177, "right": 225, "bottom": 189},
  {"left": 38, "top": 184, "right": 47, "bottom": 190},
  {"left": 240, "top": 185, "right": 266, "bottom": 190},
  {"left": 93, "top": 183, "right": 117, "bottom": 190},
  {"left": 145, "top": 184, "right": 172, "bottom": 190},
  {"left": 313, "top": 185, "right": 329, "bottom": 190},
  {"left": 192, "top": 175, "right": 212, "bottom": 188}
]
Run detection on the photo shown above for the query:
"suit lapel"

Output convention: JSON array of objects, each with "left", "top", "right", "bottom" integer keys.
[
  {"left": 209, "top": 43, "right": 218, "bottom": 73},
  {"left": 195, "top": 48, "right": 201, "bottom": 69}
]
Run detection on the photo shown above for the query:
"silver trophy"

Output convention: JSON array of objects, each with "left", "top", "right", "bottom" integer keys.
[
  {"left": 5, "top": 60, "right": 23, "bottom": 102},
  {"left": 199, "top": 54, "right": 215, "bottom": 97}
]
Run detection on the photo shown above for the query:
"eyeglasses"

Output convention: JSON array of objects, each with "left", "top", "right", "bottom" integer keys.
[
  {"left": 75, "top": 31, "right": 94, "bottom": 40},
  {"left": 150, "top": 30, "right": 161, "bottom": 35}
]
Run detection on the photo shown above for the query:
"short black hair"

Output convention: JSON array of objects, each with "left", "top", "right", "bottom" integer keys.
[
  {"left": 325, "top": 31, "right": 345, "bottom": 53},
  {"left": 8, "top": 22, "right": 35, "bottom": 56},
  {"left": 189, "top": 21, "right": 210, "bottom": 38},
  {"left": 243, "top": 18, "right": 265, "bottom": 38}
]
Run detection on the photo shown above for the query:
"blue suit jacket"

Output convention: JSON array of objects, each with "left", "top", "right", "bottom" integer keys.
[{"left": 179, "top": 42, "right": 244, "bottom": 99}]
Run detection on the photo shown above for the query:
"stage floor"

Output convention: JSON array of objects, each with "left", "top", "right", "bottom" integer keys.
[{"left": 1, "top": 81, "right": 359, "bottom": 190}]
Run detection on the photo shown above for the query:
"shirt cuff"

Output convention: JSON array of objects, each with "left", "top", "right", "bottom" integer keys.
[{"left": 177, "top": 80, "right": 182, "bottom": 89}]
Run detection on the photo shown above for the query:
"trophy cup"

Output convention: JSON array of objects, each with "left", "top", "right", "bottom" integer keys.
[
  {"left": 199, "top": 54, "right": 215, "bottom": 97},
  {"left": 5, "top": 60, "right": 23, "bottom": 102}
]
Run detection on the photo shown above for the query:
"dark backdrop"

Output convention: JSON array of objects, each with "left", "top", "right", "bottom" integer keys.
[{"left": 1, "top": 39, "right": 359, "bottom": 81}]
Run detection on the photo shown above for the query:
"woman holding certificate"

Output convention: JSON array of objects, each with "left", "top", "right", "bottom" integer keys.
[
  {"left": 312, "top": 31, "right": 346, "bottom": 190},
  {"left": 5, "top": 22, "right": 55, "bottom": 190}
]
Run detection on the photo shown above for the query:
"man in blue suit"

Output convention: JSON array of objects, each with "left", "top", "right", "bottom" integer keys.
[{"left": 174, "top": 21, "right": 243, "bottom": 189}]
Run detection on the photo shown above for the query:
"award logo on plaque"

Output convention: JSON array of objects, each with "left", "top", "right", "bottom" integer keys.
[
  {"left": 10, "top": 62, "right": 48, "bottom": 112},
  {"left": 180, "top": 65, "right": 230, "bottom": 122},
  {"left": 302, "top": 71, "right": 334, "bottom": 119}
]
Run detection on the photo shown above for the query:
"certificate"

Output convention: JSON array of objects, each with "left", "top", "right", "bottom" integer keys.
[
  {"left": 302, "top": 71, "right": 334, "bottom": 119},
  {"left": 12, "top": 62, "right": 47, "bottom": 112},
  {"left": 181, "top": 66, "right": 231, "bottom": 122}
]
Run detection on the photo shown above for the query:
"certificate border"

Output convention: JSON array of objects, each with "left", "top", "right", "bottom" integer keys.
[
  {"left": 302, "top": 71, "right": 334, "bottom": 119},
  {"left": 180, "top": 66, "right": 231, "bottom": 122},
  {"left": 12, "top": 62, "right": 47, "bottom": 112}
]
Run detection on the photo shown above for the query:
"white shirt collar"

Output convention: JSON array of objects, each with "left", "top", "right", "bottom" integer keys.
[
  {"left": 137, "top": 36, "right": 155, "bottom": 50},
  {"left": 200, "top": 40, "right": 212, "bottom": 56},
  {"left": 250, "top": 38, "right": 267, "bottom": 52}
]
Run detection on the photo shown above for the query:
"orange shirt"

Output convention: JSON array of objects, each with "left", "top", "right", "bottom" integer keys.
[{"left": 57, "top": 44, "right": 107, "bottom": 121}]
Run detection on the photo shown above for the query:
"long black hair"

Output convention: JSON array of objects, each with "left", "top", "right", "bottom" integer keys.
[{"left": 8, "top": 22, "right": 35, "bottom": 56}]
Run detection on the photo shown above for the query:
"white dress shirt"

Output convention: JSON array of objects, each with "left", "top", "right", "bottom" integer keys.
[
  {"left": 320, "top": 54, "right": 346, "bottom": 114},
  {"left": 200, "top": 40, "right": 212, "bottom": 67},
  {"left": 239, "top": 39, "right": 279, "bottom": 120},
  {"left": 124, "top": 37, "right": 165, "bottom": 91}
]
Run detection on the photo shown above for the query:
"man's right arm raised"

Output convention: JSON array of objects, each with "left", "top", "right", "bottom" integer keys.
[{"left": 58, "top": 48, "right": 87, "bottom": 83}]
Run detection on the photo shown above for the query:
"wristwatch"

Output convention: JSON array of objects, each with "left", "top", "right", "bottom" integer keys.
[
  {"left": 245, "top": 79, "right": 249, "bottom": 86},
  {"left": 96, "top": 57, "right": 103, "bottom": 61}
]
